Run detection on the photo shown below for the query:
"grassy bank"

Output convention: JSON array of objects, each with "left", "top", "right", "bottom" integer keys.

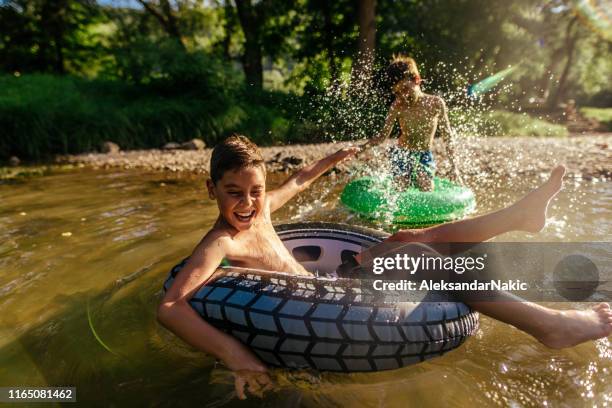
[
  {"left": 0, "top": 74, "right": 309, "bottom": 160},
  {"left": 1, "top": 74, "right": 574, "bottom": 161}
]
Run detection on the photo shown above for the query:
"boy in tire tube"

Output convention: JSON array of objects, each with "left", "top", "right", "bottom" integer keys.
[
  {"left": 159, "top": 136, "right": 611, "bottom": 400},
  {"left": 158, "top": 135, "right": 359, "bottom": 399}
]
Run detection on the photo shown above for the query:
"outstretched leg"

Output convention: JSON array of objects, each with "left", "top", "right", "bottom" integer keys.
[
  {"left": 363, "top": 165, "right": 611, "bottom": 348},
  {"left": 469, "top": 299, "right": 612, "bottom": 349},
  {"left": 389, "top": 165, "right": 566, "bottom": 243}
]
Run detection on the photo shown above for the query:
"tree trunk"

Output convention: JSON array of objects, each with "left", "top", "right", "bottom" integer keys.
[
  {"left": 53, "top": 30, "right": 65, "bottom": 74},
  {"left": 534, "top": 8, "right": 558, "bottom": 101},
  {"left": 221, "top": 0, "right": 235, "bottom": 60},
  {"left": 351, "top": 0, "right": 376, "bottom": 85},
  {"left": 242, "top": 36, "right": 263, "bottom": 88},
  {"left": 159, "top": 0, "right": 183, "bottom": 45},
  {"left": 539, "top": 47, "right": 563, "bottom": 101},
  {"left": 547, "top": 17, "right": 579, "bottom": 109},
  {"left": 234, "top": 0, "right": 263, "bottom": 89},
  {"left": 38, "top": 0, "right": 68, "bottom": 74},
  {"left": 321, "top": 2, "right": 338, "bottom": 85}
]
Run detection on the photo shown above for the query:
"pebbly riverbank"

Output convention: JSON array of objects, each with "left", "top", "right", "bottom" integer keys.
[{"left": 57, "top": 134, "right": 611, "bottom": 181}]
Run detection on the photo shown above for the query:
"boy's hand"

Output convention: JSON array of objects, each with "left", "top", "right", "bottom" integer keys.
[
  {"left": 234, "top": 370, "right": 274, "bottom": 400},
  {"left": 222, "top": 337, "right": 272, "bottom": 399}
]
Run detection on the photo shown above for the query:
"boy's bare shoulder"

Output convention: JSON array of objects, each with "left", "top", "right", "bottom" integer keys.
[
  {"left": 196, "top": 225, "right": 234, "bottom": 251},
  {"left": 422, "top": 93, "right": 446, "bottom": 107}
]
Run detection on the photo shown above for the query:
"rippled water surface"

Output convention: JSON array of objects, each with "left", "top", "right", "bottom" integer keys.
[{"left": 0, "top": 167, "right": 610, "bottom": 407}]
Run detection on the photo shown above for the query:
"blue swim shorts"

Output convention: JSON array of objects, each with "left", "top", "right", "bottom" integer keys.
[{"left": 388, "top": 146, "right": 436, "bottom": 185}]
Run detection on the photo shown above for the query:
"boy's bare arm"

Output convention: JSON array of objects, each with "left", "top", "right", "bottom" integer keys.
[
  {"left": 437, "top": 98, "right": 463, "bottom": 183},
  {"left": 364, "top": 101, "right": 398, "bottom": 148},
  {"left": 157, "top": 234, "right": 266, "bottom": 373},
  {"left": 268, "top": 147, "right": 359, "bottom": 212}
]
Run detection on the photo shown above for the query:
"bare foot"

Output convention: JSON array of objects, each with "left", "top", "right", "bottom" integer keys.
[
  {"left": 536, "top": 303, "right": 612, "bottom": 349},
  {"left": 510, "top": 165, "right": 566, "bottom": 233}
]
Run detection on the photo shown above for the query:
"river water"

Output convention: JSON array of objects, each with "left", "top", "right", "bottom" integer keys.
[{"left": 0, "top": 167, "right": 610, "bottom": 407}]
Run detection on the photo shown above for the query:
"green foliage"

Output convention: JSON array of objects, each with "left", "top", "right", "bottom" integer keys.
[
  {"left": 0, "top": 72, "right": 301, "bottom": 159},
  {"left": 290, "top": 0, "right": 357, "bottom": 86},
  {"left": 0, "top": 0, "right": 609, "bottom": 160},
  {"left": 0, "top": 0, "right": 103, "bottom": 75}
]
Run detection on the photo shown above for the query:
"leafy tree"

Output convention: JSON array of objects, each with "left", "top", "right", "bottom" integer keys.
[
  {"left": 135, "top": 0, "right": 185, "bottom": 48},
  {"left": 292, "top": 0, "right": 356, "bottom": 88},
  {"left": 0, "top": 0, "right": 101, "bottom": 74},
  {"left": 352, "top": 0, "right": 376, "bottom": 84}
]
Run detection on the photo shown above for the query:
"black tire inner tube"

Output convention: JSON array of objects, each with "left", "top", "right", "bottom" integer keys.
[{"left": 163, "top": 222, "right": 480, "bottom": 372}]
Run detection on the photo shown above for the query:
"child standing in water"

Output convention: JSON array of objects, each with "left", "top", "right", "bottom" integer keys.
[{"left": 365, "top": 55, "right": 462, "bottom": 190}]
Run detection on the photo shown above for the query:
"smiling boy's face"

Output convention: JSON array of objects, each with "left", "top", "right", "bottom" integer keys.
[{"left": 207, "top": 165, "right": 266, "bottom": 231}]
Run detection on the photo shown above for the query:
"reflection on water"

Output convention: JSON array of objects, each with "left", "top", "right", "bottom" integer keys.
[{"left": 0, "top": 167, "right": 610, "bottom": 406}]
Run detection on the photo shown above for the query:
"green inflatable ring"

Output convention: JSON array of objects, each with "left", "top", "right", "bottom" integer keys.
[{"left": 340, "top": 176, "right": 476, "bottom": 225}]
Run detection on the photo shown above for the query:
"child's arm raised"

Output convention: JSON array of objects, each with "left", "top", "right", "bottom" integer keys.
[
  {"left": 363, "top": 100, "right": 399, "bottom": 148},
  {"left": 268, "top": 146, "right": 359, "bottom": 212},
  {"left": 436, "top": 98, "right": 463, "bottom": 184},
  {"left": 157, "top": 233, "right": 271, "bottom": 399}
]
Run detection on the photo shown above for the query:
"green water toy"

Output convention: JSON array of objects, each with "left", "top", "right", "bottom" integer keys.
[{"left": 341, "top": 176, "right": 476, "bottom": 225}]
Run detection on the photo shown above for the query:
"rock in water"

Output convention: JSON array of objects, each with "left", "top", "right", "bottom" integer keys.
[
  {"left": 100, "top": 141, "right": 120, "bottom": 154},
  {"left": 180, "top": 139, "right": 206, "bottom": 150}
]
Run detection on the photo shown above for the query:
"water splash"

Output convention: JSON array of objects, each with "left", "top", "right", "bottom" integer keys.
[{"left": 295, "top": 50, "right": 581, "bottom": 228}]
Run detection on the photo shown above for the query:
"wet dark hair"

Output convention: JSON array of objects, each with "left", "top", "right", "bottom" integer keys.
[
  {"left": 386, "top": 55, "right": 421, "bottom": 87},
  {"left": 210, "top": 134, "right": 265, "bottom": 184}
]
